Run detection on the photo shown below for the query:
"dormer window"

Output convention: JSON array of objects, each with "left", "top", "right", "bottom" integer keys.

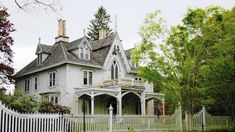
[{"left": 37, "top": 53, "right": 42, "bottom": 65}]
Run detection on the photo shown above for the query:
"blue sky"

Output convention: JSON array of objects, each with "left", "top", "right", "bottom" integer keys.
[{"left": 2, "top": 0, "right": 235, "bottom": 72}]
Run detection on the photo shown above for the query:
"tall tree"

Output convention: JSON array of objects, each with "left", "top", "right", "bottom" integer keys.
[
  {"left": 199, "top": 7, "right": 235, "bottom": 120},
  {"left": 0, "top": 7, "right": 15, "bottom": 84},
  {"left": 87, "top": 6, "right": 112, "bottom": 40},
  {"left": 132, "top": 6, "right": 235, "bottom": 121}
]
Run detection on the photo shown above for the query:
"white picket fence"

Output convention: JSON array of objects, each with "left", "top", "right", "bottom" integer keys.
[
  {"left": 0, "top": 101, "right": 233, "bottom": 132},
  {"left": 0, "top": 101, "right": 183, "bottom": 132},
  {"left": 185, "top": 106, "right": 233, "bottom": 131}
]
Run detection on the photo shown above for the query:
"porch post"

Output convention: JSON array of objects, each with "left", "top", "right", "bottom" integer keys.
[
  {"left": 162, "top": 98, "right": 165, "bottom": 116},
  {"left": 118, "top": 88, "right": 122, "bottom": 116},
  {"left": 118, "top": 97, "right": 122, "bottom": 116},
  {"left": 141, "top": 91, "right": 146, "bottom": 115},
  {"left": 91, "top": 97, "right": 94, "bottom": 115}
]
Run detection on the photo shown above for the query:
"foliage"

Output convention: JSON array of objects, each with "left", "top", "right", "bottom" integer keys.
[
  {"left": 0, "top": 89, "right": 70, "bottom": 114},
  {"left": 38, "top": 101, "right": 70, "bottom": 114},
  {"left": 0, "top": 89, "right": 38, "bottom": 113},
  {"left": 0, "top": 7, "right": 15, "bottom": 84},
  {"left": 87, "top": 6, "right": 113, "bottom": 40},
  {"left": 132, "top": 6, "right": 235, "bottom": 119},
  {"left": 199, "top": 7, "right": 235, "bottom": 119},
  {"left": 127, "top": 127, "right": 136, "bottom": 132}
]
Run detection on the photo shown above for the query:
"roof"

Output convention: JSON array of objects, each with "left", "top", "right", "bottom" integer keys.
[
  {"left": 16, "top": 34, "right": 117, "bottom": 77},
  {"left": 36, "top": 44, "right": 53, "bottom": 54},
  {"left": 125, "top": 48, "right": 134, "bottom": 60}
]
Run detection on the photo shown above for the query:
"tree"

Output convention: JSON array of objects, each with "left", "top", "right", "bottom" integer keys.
[
  {"left": 13, "top": 0, "right": 62, "bottom": 13},
  {"left": 0, "top": 7, "right": 15, "bottom": 84},
  {"left": 132, "top": 6, "right": 235, "bottom": 121},
  {"left": 87, "top": 6, "right": 112, "bottom": 40},
  {"left": 199, "top": 7, "right": 235, "bottom": 120}
]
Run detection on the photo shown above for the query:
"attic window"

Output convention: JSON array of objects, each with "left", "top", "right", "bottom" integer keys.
[
  {"left": 79, "top": 46, "right": 90, "bottom": 60},
  {"left": 37, "top": 53, "right": 42, "bottom": 65}
]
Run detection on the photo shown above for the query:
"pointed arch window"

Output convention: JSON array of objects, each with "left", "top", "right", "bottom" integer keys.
[{"left": 111, "top": 60, "right": 119, "bottom": 79}]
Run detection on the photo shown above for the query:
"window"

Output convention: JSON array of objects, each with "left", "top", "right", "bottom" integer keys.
[
  {"left": 85, "top": 48, "right": 89, "bottom": 60},
  {"left": 111, "top": 60, "right": 119, "bottom": 79},
  {"left": 49, "top": 72, "right": 56, "bottom": 87},
  {"left": 55, "top": 97, "right": 58, "bottom": 104},
  {"left": 83, "top": 71, "right": 93, "bottom": 85},
  {"left": 79, "top": 44, "right": 90, "bottom": 60},
  {"left": 89, "top": 72, "right": 92, "bottom": 85},
  {"left": 135, "top": 77, "right": 142, "bottom": 81},
  {"left": 24, "top": 79, "right": 30, "bottom": 92},
  {"left": 34, "top": 77, "right": 38, "bottom": 90},
  {"left": 45, "top": 95, "right": 59, "bottom": 104},
  {"left": 83, "top": 71, "right": 87, "bottom": 85}
]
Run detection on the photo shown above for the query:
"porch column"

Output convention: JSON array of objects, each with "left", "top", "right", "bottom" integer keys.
[
  {"left": 118, "top": 88, "right": 122, "bottom": 116},
  {"left": 91, "top": 97, "right": 94, "bottom": 115},
  {"left": 118, "top": 97, "right": 122, "bottom": 116},
  {"left": 141, "top": 91, "right": 146, "bottom": 115},
  {"left": 162, "top": 98, "right": 165, "bottom": 116}
]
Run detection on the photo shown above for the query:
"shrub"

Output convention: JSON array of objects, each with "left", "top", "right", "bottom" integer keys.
[{"left": 39, "top": 101, "right": 70, "bottom": 114}]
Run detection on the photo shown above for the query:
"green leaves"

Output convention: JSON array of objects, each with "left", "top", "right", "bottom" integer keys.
[{"left": 133, "top": 6, "right": 235, "bottom": 117}]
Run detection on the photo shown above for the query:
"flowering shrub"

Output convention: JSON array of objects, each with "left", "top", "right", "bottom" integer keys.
[{"left": 38, "top": 101, "right": 70, "bottom": 114}]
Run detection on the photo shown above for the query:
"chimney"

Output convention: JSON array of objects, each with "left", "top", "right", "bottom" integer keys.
[
  {"left": 55, "top": 19, "right": 69, "bottom": 43},
  {"left": 99, "top": 28, "right": 107, "bottom": 40}
]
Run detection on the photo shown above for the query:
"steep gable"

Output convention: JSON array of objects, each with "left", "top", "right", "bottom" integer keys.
[{"left": 103, "top": 33, "right": 132, "bottom": 72}]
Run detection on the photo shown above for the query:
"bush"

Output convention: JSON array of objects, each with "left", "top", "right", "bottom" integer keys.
[
  {"left": 0, "top": 89, "right": 38, "bottom": 113},
  {"left": 0, "top": 89, "right": 70, "bottom": 114},
  {"left": 38, "top": 101, "right": 70, "bottom": 114}
]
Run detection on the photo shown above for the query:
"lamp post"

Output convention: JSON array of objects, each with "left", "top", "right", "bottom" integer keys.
[{"left": 82, "top": 96, "right": 87, "bottom": 132}]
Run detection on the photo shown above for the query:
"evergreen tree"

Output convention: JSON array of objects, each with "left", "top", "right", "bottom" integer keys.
[{"left": 87, "top": 6, "right": 112, "bottom": 40}]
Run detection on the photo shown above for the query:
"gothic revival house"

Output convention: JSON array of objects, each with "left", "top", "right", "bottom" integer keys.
[{"left": 15, "top": 20, "right": 165, "bottom": 115}]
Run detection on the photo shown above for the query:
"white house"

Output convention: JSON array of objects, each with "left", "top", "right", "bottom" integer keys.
[{"left": 15, "top": 19, "right": 165, "bottom": 116}]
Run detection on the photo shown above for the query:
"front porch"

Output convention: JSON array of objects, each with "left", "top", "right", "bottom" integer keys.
[{"left": 74, "top": 78, "right": 165, "bottom": 116}]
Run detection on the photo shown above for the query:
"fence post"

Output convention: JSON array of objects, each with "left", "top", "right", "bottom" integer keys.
[
  {"left": 178, "top": 103, "right": 183, "bottom": 132},
  {"left": 185, "top": 112, "right": 188, "bottom": 131},
  {"left": 109, "top": 105, "right": 113, "bottom": 132},
  {"left": 202, "top": 106, "right": 206, "bottom": 131}
]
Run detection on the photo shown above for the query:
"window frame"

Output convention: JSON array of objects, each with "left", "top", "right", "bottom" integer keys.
[
  {"left": 83, "top": 70, "right": 93, "bottom": 86},
  {"left": 24, "top": 79, "right": 30, "bottom": 92},
  {"left": 49, "top": 71, "right": 56, "bottom": 87},
  {"left": 111, "top": 60, "right": 119, "bottom": 80}
]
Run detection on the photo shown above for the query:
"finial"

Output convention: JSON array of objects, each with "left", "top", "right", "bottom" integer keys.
[
  {"left": 39, "top": 37, "right": 41, "bottom": 44},
  {"left": 115, "top": 15, "right": 117, "bottom": 32}
]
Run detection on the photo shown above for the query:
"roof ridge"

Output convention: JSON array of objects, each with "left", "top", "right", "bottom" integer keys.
[{"left": 60, "top": 42, "right": 68, "bottom": 60}]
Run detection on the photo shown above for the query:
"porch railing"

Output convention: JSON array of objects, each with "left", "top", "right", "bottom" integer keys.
[{"left": 100, "top": 78, "right": 144, "bottom": 88}]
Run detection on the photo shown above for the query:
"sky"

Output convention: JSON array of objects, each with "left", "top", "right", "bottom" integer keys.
[{"left": 1, "top": 0, "right": 235, "bottom": 72}]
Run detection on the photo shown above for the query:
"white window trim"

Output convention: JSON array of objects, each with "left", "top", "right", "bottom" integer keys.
[
  {"left": 111, "top": 60, "right": 119, "bottom": 80},
  {"left": 79, "top": 44, "right": 90, "bottom": 60},
  {"left": 49, "top": 71, "right": 56, "bottom": 88},
  {"left": 83, "top": 70, "right": 93, "bottom": 86}
]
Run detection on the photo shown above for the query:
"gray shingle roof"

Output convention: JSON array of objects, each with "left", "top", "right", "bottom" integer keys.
[
  {"left": 125, "top": 48, "right": 134, "bottom": 60},
  {"left": 16, "top": 34, "right": 117, "bottom": 77},
  {"left": 66, "top": 37, "right": 84, "bottom": 50},
  {"left": 36, "top": 44, "right": 53, "bottom": 54}
]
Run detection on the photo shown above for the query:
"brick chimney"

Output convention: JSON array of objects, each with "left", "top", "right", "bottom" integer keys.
[
  {"left": 99, "top": 28, "right": 107, "bottom": 40},
  {"left": 55, "top": 19, "right": 69, "bottom": 43}
]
